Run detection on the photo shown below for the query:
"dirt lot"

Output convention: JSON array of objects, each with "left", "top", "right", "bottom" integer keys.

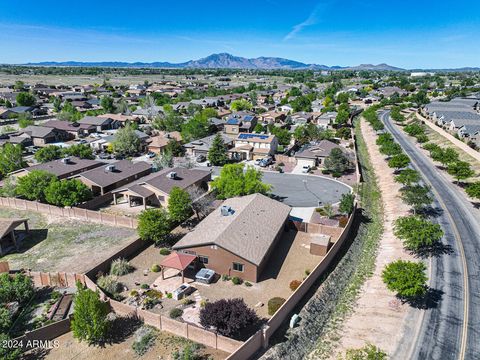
[
  {"left": 332, "top": 118, "right": 414, "bottom": 357},
  {"left": 0, "top": 207, "right": 137, "bottom": 272},
  {"left": 39, "top": 330, "right": 228, "bottom": 360}
]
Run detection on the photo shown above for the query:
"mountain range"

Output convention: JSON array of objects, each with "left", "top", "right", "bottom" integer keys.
[{"left": 24, "top": 53, "right": 405, "bottom": 71}]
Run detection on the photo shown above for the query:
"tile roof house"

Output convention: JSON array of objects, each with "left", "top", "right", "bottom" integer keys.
[
  {"left": 184, "top": 133, "right": 234, "bottom": 157},
  {"left": 295, "top": 140, "right": 344, "bottom": 167},
  {"left": 11, "top": 156, "right": 104, "bottom": 180},
  {"left": 173, "top": 193, "right": 291, "bottom": 282},
  {"left": 77, "top": 160, "right": 152, "bottom": 195},
  {"left": 147, "top": 132, "right": 183, "bottom": 154},
  {"left": 111, "top": 167, "right": 211, "bottom": 208},
  {"left": 229, "top": 133, "right": 278, "bottom": 161}
]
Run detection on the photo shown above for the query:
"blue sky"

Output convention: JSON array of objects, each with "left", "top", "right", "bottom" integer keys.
[{"left": 0, "top": 0, "right": 477, "bottom": 68}]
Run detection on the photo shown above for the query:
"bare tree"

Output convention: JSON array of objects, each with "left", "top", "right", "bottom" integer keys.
[{"left": 187, "top": 186, "right": 214, "bottom": 220}]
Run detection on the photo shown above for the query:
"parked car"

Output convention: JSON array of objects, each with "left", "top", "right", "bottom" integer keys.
[
  {"left": 259, "top": 157, "right": 273, "bottom": 167},
  {"left": 98, "top": 152, "right": 112, "bottom": 159},
  {"left": 172, "top": 283, "right": 193, "bottom": 300},
  {"left": 302, "top": 165, "right": 311, "bottom": 173},
  {"left": 196, "top": 154, "right": 206, "bottom": 163},
  {"left": 254, "top": 158, "right": 262, "bottom": 166},
  {"left": 195, "top": 268, "right": 215, "bottom": 284}
]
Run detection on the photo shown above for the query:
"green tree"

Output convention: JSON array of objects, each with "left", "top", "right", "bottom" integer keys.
[
  {"left": 63, "top": 144, "right": 95, "bottom": 159},
  {"left": 71, "top": 282, "right": 110, "bottom": 345},
  {"left": 168, "top": 187, "right": 193, "bottom": 223},
  {"left": 336, "top": 127, "right": 351, "bottom": 140},
  {"left": 0, "top": 273, "right": 34, "bottom": 304},
  {"left": 0, "top": 333, "right": 22, "bottom": 360},
  {"left": 16, "top": 170, "right": 56, "bottom": 202},
  {"left": 382, "top": 260, "right": 428, "bottom": 298},
  {"left": 181, "top": 109, "right": 215, "bottom": 142},
  {"left": 34, "top": 145, "right": 63, "bottom": 163},
  {"left": 379, "top": 142, "right": 402, "bottom": 157},
  {"left": 211, "top": 164, "right": 271, "bottom": 199},
  {"left": 0, "top": 143, "right": 26, "bottom": 178},
  {"left": 138, "top": 209, "right": 171, "bottom": 244},
  {"left": 164, "top": 139, "right": 185, "bottom": 157},
  {"left": 387, "top": 153, "right": 410, "bottom": 170},
  {"left": 395, "top": 168, "right": 421, "bottom": 187},
  {"left": 17, "top": 113, "right": 34, "bottom": 128},
  {"left": 230, "top": 99, "right": 253, "bottom": 111},
  {"left": 153, "top": 151, "right": 173, "bottom": 170},
  {"left": 344, "top": 344, "right": 387, "bottom": 360},
  {"left": 447, "top": 161, "right": 475, "bottom": 183},
  {"left": 208, "top": 133, "right": 228, "bottom": 166},
  {"left": 335, "top": 110, "right": 350, "bottom": 125},
  {"left": 400, "top": 184, "right": 432, "bottom": 214},
  {"left": 324, "top": 148, "right": 350, "bottom": 176},
  {"left": 14, "top": 80, "right": 25, "bottom": 90},
  {"left": 291, "top": 96, "right": 312, "bottom": 112},
  {"left": 16, "top": 92, "right": 36, "bottom": 106},
  {"left": 100, "top": 96, "right": 115, "bottom": 113},
  {"left": 253, "top": 123, "right": 265, "bottom": 133},
  {"left": 431, "top": 147, "right": 459, "bottom": 167},
  {"left": 112, "top": 124, "right": 141, "bottom": 156},
  {"left": 339, "top": 192, "right": 355, "bottom": 215},
  {"left": 269, "top": 126, "right": 291, "bottom": 146},
  {"left": 44, "top": 179, "right": 92, "bottom": 207},
  {"left": 394, "top": 215, "right": 444, "bottom": 252},
  {"left": 466, "top": 181, "right": 480, "bottom": 199}
]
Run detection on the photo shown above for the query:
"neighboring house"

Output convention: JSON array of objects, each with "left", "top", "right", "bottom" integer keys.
[
  {"left": 224, "top": 113, "right": 257, "bottom": 137},
  {"left": 19, "top": 126, "right": 69, "bottom": 147},
  {"left": 313, "top": 111, "right": 337, "bottom": 128},
  {"left": 295, "top": 140, "right": 344, "bottom": 168},
  {"left": 78, "top": 116, "right": 119, "bottom": 132},
  {"left": 132, "top": 106, "right": 164, "bottom": 119},
  {"left": 311, "top": 100, "right": 324, "bottom": 113},
  {"left": 77, "top": 160, "right": 152, "bottom": 195},
  {"left": 190, "top": 97, "right": 223, "bottom": 108},
  {"left": 173, "top": 193, "right": 291, "bottom": 282},
  {"left": 290, "top": 111, "right": 313, "bottom": 125},
  {"left": 43, "top": 120, "right": 96, "bottom": 139},
  {"left": 259, "top": 111, "right": 287, "bottom": 124},
  {"left": 0, "top": 109, "right": 14, "bottom": 119},
  {"left": 229, "top": 133, "right": 278, "bottom": 161},
  {"left": 11, "top": 156, "right": 104, "bottom": 180},
  {"left": 184, "top": 133, "right": 234, "bottom": 158},
  {"left": 147, "top": 132, "right": 183, "bottom": 154},
  {"left": 111, "top": 167, "right": 211, "bottom": 209},
  {"left": 89, "top": 130, "right": 149, "bottom": 152}
]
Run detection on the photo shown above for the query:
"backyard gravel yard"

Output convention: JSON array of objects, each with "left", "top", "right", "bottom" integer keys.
[{"left": 0, "top": 207, "right": 137, "bottom": 273}]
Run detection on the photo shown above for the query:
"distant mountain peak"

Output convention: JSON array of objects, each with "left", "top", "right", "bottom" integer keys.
[{"left": 23, "top": 53, "right": 405, "bottom": 71}]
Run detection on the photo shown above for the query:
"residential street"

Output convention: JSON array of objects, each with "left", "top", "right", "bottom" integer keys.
[{"left": 382, "top": 111, "right": 480, "bottom": 360}]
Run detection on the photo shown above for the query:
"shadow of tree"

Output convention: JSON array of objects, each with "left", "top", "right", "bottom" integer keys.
[
  {"left": 106, "top": 315, "right": 142, "bottom": 344},
  {"left": 402, "top": 287, "right": 444, "bottom": 310},
  {"left": 413, "top": 242, "right": 454, "bottom": 259}
]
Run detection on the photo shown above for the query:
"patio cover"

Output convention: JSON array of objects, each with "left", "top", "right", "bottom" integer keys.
[{"left": 160, "top": 252, "right": 196, "bottom": 271}]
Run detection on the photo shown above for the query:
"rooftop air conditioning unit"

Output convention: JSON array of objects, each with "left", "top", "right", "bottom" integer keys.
[
  {"left": 61, "top": 157, "right": 70, "bottom": 164},
  {"left": 220, "top": 205, "right": 234, "bottom": 216},
  {"left": 105, "top": 164, "right": 115, "bottom": 172},
  {"left": 167, "top": 171, "right": 177, "bottom": 179}
]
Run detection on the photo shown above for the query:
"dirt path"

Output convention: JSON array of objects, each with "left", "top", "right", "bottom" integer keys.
[{"left": 331, "top": 119, "right": 414, "bottom": 357}]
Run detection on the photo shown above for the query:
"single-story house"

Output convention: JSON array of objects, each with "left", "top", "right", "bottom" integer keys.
[
  {"left": 295, "top": 140, "right": 343, "bottom": 167},
  {"left": 147, "top": 131, "right": 183, "bottom": 154},
  {"left": 43, "top": 120, "right": 96, "bottom": 139},
  {"left": 19, "top": 126, "right": 69, "bottom": 147},
  {"left": 184, "top": 133, "right": 234, "bottom": 158},
  {"left": 11, "top": 156, "right": 104, "bottom": 180},
  {"left": 78, "top": 116, "right": 120, "bottom": 132},
  {"left": 77, "top": 160, "right": 152, "bottom": 195},
  {"left": 111, "top": 167, "right": 211, "bottom": 208},
  {"left": 173, "top": 193, "right": 291, "bottom": 282}
]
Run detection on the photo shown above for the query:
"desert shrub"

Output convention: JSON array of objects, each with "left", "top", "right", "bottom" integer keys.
[
  {"left": 140, "top": 283, "right": 149, "bottom": 290},
  {"left": 110, "top": 258, "right": 133, "bottom": 276},
  {"left": 343, "top": 343, "right": 387, "bottom": 360},
  {"left": 222, "top": 274, "right": 231, "bottom": 281},
  {"left": 289, "top": 280, "right": 302, "bottom": 291},
  {"left": 173, "top": 344, "right": 204, "bottom": 360},
  {"left": 159, "top": 248, "right": 171, "bottom": 256},
  {"left": 166, "top": 292, "right": 173, "bottom": 299},
  {"left": 244, "top": 281, "right": 252, "bottom": 287},
  {"left": 268, "top": 297, "right": 286, "bottom": 316},
  {"left": 200, "top": 298, "right": 260, "bottom": 338},
  {"left": 305, "top": 269, "right": 311, "bottom": 276},
  {"left": 151, "top": 264, "right": 161, "bottom": 273},
  {"left": 200, "top": 299, "right": 208, "bottom": 308},
  {"left": 181, "top": 298, "right": 194, "bottom": 306},
  {"left": 169, "top": 308, "right": 184, "bottom": 319},
  {"left": 231, "top": 276, "right": 242, "bottom": 285},
  {"left": 97, "top": 275, "right": 123, "bottom": 297},
  {"left": 0, "top": 273, "right": 34, "bottom": 304},
  {"left": 132, "top": 326, "right": 157, "bottom": 356},
  {"left": 130, "top": 290, "right": 139, "bottom": 297},
  {"left": 144, "top": 289, "right": 163, "bottom": 300}
]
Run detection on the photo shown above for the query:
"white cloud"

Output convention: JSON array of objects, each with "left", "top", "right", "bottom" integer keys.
[{"left": 284, "top": 2, "right": 327, "bottom": 41}]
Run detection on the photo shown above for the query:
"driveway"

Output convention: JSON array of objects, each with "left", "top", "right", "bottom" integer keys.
[{"left": 209, "top": 167, "right": 351, "bottom": 207}]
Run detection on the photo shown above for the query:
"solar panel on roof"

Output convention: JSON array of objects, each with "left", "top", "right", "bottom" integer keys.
[{"left": 238, "top": 133, "right": 269, "bottom": 140}]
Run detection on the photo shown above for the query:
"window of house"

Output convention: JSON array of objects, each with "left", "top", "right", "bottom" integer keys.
[
  {"left": 232, "top": 262, "right": 244, "bottom": 272},
  {"left": 198, "top": 255, "right": 209, "bottom": 264}
]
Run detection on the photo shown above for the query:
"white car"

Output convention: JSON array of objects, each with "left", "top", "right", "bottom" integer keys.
[{"left": 302, "top": 165, "right": 311, "bottom": 173}]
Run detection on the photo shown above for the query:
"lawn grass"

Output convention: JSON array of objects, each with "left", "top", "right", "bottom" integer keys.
[{"left": 0, "top": 207, "right": 136, "bottom": 272}]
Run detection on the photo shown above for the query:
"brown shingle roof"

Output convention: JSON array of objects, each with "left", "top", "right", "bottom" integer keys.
[
  {"left": 80, "top": 160, "right": 151, "bottom": 188},
  {"left": 27, "top": 157, "right": 104, "bottom": 178},
  {"left": 173, "top": 194, "right": 290, "bottom": 266}
]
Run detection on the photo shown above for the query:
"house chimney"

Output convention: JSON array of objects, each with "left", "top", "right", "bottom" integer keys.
[
  {"left": 167, "top": 171, "right": 177, "bottom": 179},
  {"left": 220, "top": 205, "right": 234, "bottom": 216},
  {"left": 105, "top": 164, "right": 116, "bottom": 172},
  {"left": 61, "top": 157, "right": 70, "bottom": 164}
]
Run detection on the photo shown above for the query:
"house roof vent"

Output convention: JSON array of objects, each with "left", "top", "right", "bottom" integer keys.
[
  {"left": 61, "top": 157, "right": 71, "bottom": 164},
  {"left": 105, "top": 164, "right": 116, "bottom": 172},
  {"left": 167, "top": 171, "right": 177, "bottom": 179},
  {"left": 220, "top": 205, "right": 234, "bottom": 216}
]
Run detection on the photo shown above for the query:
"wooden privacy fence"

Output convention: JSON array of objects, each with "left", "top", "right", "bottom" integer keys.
[{"left": 0, "top": 197, "right": 137, "bottom": 229}]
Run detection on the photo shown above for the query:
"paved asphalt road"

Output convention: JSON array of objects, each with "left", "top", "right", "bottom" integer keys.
[
  {"left": 209, "top": 167, "right": 351, "bottom": 207},
  {"left": 381, "top": 111, "right": 480, "bottom": 360}
]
